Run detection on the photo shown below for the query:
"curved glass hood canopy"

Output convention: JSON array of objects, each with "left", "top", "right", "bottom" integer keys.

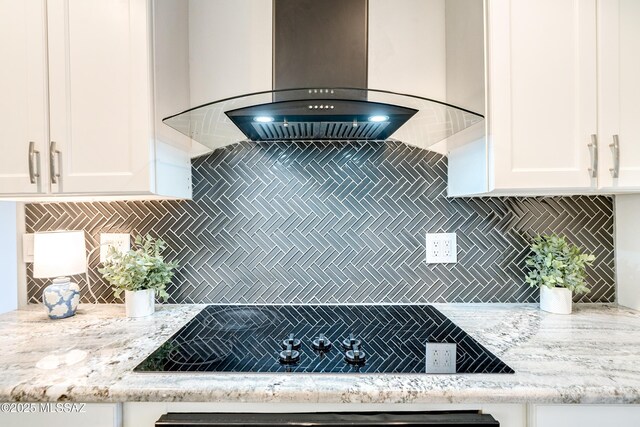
[{"left": 163, "top": 87, "right": 484, "bottom": 150}]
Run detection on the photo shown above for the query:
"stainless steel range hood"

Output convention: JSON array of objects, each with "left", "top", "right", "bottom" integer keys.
[{"left": 163, "top": 0, "right": 483, "bottom": 149}]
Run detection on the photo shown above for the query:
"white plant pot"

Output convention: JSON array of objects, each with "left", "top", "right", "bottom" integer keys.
[
  {"left": 125, "top": 289, "right": 155, "bottom": 318},
  {"left": 540, "top": 286, "right": 572, "bottom": 314}
]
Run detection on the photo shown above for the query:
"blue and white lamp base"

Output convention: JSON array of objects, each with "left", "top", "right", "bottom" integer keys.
[{"left": 43, "top": 277, "right": 80, "bottom": 319}]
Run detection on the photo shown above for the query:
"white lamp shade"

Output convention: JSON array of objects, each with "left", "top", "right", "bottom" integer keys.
[{"left": 33, "top": 231, "right": 87, "bottom": 278}]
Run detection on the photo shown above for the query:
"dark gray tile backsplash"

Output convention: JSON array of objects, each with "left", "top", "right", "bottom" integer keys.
[{"left": 26, "top": 140, "right": 614, "bottom": 304}]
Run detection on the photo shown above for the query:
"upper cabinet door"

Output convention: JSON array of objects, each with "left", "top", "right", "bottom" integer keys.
[
  {"left": 46, "top": 0, "right": 153, "bottom": 194},
  {"left": 598, "top": 0, "right": 640, "bottom": 191},
  {"left": 487, "top": 0, "right": 597, "bottom": 191},
  {"left": 0, "top": 0, "right": 48, "bottom": 195}
]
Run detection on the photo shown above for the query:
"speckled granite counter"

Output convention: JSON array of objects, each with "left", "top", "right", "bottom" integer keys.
[{"left": 1, "top": 303, "right": 639, "bottom": 404}]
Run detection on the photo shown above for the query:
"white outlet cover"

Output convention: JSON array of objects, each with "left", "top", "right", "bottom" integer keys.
[
  {"left": 22, "top": 233, "right": 34, "bottom": 263},
  {"left": 425, "top": 232, "right": 457, "bottom": 264},
  {"left": 425, "top": 342, "right": 457, "bottom": 374},
  {"left": 100, "top": 233, "right": 130, "bottom": 263}
]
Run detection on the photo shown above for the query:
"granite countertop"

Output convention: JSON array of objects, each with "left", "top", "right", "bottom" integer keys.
[{"left": 1, "top": 303, "right": 639, "bottom": 404}]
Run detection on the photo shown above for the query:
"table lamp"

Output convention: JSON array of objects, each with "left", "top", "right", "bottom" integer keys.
[{"left": 33, "top": 230, "right": 87, "bottom": 319}]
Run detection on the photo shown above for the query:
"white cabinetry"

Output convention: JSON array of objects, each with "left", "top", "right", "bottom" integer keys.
[
  {"left": 531, "top": 405, "right": 640, "bottom": 427},
  {"left": 0, "top": 403, "right": 121, "bottom": 427},
  {"left": 597, "top": 0, "right": 640, "bottom": 191},
  {"left": 487, "top": 0, "right": 597, "bottom": 193},
  {"left": 0, "top": 0, "right": 49, "bottom": 195},
  {"left": 0, "top": 0, "right": 192, "bottom": 200},
  {"left": 47, "top": 0, "right": 154, "bottom": 195},
  {"left": 448, "top": 0, "right": 640, "bottom": 196},
  {"left": 448, "top": 0, "right": 598, "bottom": 196}
]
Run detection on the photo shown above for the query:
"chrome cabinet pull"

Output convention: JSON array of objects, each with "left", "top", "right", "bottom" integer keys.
[
  {"left": 49, "top": 140, "right": 61, "bottom": 184},
  {"left": 35, "top": 149, "right": 41, "bottom": 185},
  {"left": 28, "top": 141, "right": 40, "bottom": 184},
  {"left": 588, "top": 134, "right": 598, "bottom": 178},
  {"left": 609, "top": 135, "right": 620, "bottom": 179}
]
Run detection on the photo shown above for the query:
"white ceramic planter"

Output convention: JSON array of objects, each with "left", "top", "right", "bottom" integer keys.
[
  {"left": 540, "top": 286, "right": 572, "bottom": 314},
  {"left": 125, "top": 289, "right": 155, "bottom": 318}
]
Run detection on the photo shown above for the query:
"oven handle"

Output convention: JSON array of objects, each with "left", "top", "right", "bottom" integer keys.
[{"left": 155, "top": 411, "right": 500, "bottom": 426}]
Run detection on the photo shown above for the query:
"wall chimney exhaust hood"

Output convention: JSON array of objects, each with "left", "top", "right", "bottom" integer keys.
[{"left": 163, "top": 0, "right": 483, "bottom": 149}]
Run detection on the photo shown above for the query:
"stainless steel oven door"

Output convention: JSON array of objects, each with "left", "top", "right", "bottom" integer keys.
[{"left": 155, "top": 411, "right": 500, "bottom": 426}]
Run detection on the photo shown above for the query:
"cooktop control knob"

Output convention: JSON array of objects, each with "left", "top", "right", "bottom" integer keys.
[
  {"left": 345, "top": 343, "right": 366, "bottom": 365},
  {"left": 279, "top": 344, "right": 300, "bottom": 364},
  {"left": 342, "top": 333, "right": 361, "bottom": 350},
  {"left": 312, "top": 333, "right": 332, "bottom": 351},
  {"left": 281, "top": 333, "right": 301, "bottom": 350}
]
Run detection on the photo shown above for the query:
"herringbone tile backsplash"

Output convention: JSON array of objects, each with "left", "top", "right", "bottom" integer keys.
[{"left": 26, "top": 140, "right": 615, "bottom": 304}]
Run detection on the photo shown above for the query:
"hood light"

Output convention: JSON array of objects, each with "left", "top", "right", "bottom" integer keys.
[
  {"left": 254, "top": 116, "right": 275, "bottom": 123},
  {"left": 368, "top": 115, "right": 389, "bottom": 122}
]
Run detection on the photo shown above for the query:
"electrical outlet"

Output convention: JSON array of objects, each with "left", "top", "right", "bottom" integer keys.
[
  {"left": 100, "top": 233, "right": 130, "bottom": 262},
  {"left": 425, "top": 342, "right": 457, "bottom": 374},
  {"left": 22, "top": 233, "right": 34, "bottom": 263},
  {"left": 425, "top": 232, "right": 457, "bottom": 263}
]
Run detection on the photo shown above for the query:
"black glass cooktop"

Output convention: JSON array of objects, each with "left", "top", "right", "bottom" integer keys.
[{"left": 135, "top": 305, "right": 514, "bottom": 374}]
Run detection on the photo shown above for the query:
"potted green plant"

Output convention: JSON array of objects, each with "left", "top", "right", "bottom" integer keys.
[
  {"left": 99, "top": 234, "right": 177, "bottom": 318},
  {"left": 525, "top": 234, "right": 595, "bottom": 314}
]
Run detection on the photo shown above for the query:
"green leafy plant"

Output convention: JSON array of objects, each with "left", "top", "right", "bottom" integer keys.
[
  {"left": 525, "top": 234, "right": 595, "bottom": 294},
  {"left": 98, "top": 234, "right": 177, "bottom": 301}
]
